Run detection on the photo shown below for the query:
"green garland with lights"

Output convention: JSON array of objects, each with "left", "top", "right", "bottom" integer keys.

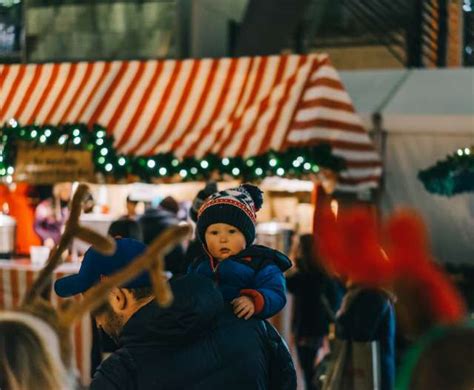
[
  {"left": 0, "top": 121, "right": 345, "bottom": 182},
  {"left": 418, "top": 146, "right": 474, "bottom": 196}
]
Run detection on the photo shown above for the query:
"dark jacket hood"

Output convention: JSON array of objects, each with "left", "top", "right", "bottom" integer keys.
[
  {"left": 239, "top": 245, "right": 292, "bottom": 272},
  {"left": 119, "top": 274, "right": 223, "bottom": 348}
]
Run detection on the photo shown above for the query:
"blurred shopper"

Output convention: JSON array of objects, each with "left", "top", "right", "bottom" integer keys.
[
  {"left": 34, "top": 182, "right": 72, "bottom": 248},
  {"left": 108, "top": 219, "right": 143, "bottom": 242},
  {"left": 0, "top": 311, "right": 72, "bottom": 390},
  {"left": 286, "top": 234, "right": 343, "bottom": 390},
  {"left": 122, "top": 195, "right": 139, "bottom": 220},
  {"left": 335, "top": 281, "right": 396, "bottom": 390},
  {"left": 54, "top": 238, "right": 297, "bottom": 390},
  {"left": 159, "top": 195, "right": 180, "bottom": 216},
  {"left": 137, "top": 201, "right": 186, "bottom": 276}
]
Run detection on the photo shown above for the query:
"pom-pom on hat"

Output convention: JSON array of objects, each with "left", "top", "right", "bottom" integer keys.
[{"left": 196, "top": 183, "right": 263, "bottom": 247}]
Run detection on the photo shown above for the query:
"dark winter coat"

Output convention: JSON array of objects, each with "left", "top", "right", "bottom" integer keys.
[
  {"left": 286, "top": 268, "right": 343, "bottom": 340},
  {"left": 137, "top": 208, "right": 186, "bottom": 275},
  {"left": 90, "top": 274, "right": 295, "bottom": 390},
  {"left": 188, "top": 245, "right": 292, "bottom": 319},
  {"left": 336, "top": 287, "right": 396, "bottom": 390}
]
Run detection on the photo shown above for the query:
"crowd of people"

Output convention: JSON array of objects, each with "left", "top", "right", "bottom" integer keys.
[{"left": 1, "top": 182, "right": 473, "bottom": 390}]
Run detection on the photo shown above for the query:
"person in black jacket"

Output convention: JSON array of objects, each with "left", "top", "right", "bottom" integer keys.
[
  {"left": 286, "top": 234, "right": 343, "bottom": 390},
  {"left": 54, "top": 238, "right": 296, "bottom": 390},
  {"left": 137, "top": 204, "right": 187, "bottom": 276},
  {"left": 336, "top": 285, "right": 396, "bottom": 390}
]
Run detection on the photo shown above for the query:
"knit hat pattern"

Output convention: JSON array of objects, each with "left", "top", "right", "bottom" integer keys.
[{"left": 196, "top": 184, "right": 263, "bottom": 247}]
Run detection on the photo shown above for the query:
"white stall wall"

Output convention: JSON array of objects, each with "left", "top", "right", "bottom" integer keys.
[{"left": 382, "top": 131, "right": 474, "bottom": 264}]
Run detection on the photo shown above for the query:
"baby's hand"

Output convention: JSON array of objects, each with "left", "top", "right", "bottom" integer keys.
[{"left": 231, "top": 296, "right": 255, "bottom": 320}]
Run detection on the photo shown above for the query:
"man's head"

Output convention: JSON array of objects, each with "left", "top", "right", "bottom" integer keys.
[
  {"left": 126, "top": 195, "right": 138, "bottom": 218},
  {"left": 196, "top": 183, "right": 263, "bottom": 248},
  {"left": 54, "top": 239, "right": 153, "bottom": 341}
]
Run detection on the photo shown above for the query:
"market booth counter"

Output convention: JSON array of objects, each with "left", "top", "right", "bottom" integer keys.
[{"left": 0, "top": 53, "right": 382, "bottom": 386}]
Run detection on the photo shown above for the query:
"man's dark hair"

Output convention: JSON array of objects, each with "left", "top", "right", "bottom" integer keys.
[{"left": 127, "top": 286, "right": 154, "bottom": 301}]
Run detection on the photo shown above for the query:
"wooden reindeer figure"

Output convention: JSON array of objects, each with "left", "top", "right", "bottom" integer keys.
[{"left": 3, "top": 183, "right": 190, "bottom": 382}]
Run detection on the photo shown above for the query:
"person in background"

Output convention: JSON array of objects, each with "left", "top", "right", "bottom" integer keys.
[
  {"left": 335, "top": 281, "right": 396, "bottom": 390},
  {"left": 159, "top": 195, "right": 180, "bottom": 216},
  {"left": 0, "top": 311, "right": 72, "bottom": 390},
  {"left": 108, "top": 219, "right": 143, "bottom": 242},
  {"left": 137, "top": 199, "right": 186, "bottom": 276},
  {"left": 188, "top": 183, "right": 292, "bottom": 320},
  {"left": 82, "top": 192, "right": 95, "bottom": 214},
  {"left": 34, "top": 182, "right": 72, "bottom": 248},
  {"left": 286, "top": 234, "right": 343, "bottom": 390},
  {"left": 54, "top": 238, "right": 296, "bottom": 390},
  {"left": 122, "top": 195, "right": 139, "bottom": 220}
]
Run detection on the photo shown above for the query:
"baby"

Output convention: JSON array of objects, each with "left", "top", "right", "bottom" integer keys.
[{"left": 188, "top": 184, "right": 292, "bottom": 319}]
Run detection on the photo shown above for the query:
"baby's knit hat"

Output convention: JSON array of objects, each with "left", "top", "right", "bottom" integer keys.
[{"left": 196, "top": 183, "right": 263, "bottom": 246}]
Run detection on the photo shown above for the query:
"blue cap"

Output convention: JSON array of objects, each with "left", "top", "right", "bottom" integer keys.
[{"left": 54, "top": 238, "right": 149, "bottom": 298}]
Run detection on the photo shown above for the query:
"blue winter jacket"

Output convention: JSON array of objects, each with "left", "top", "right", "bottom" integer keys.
[{"left": 188, "top": 245, "right": 292, "bottom": 319}]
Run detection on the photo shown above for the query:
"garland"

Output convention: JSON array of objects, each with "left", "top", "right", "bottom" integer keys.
[
  {"left": 418, "top": 146, "right": 474, "bottom": 196},
  {"left": 0, "top": 120, "right": 345, "bottom": 182}
]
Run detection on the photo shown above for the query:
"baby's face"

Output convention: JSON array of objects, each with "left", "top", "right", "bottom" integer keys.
[{"left": 205, "top": 223, "right": 246, "bottom": 261}]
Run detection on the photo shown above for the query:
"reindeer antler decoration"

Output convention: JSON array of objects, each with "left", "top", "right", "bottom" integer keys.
[
  {"left": 18, "top": 183, "right": 191, "bottom": 368},
  {"left": 317, "top": 207, "right": 466, "bottom": 338}
]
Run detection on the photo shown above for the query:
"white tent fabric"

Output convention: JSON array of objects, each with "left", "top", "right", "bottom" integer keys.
[{"left": 340, "top": 68, "right": 474, "bottom": 264}]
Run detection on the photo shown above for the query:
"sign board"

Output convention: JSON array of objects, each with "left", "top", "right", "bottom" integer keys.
[{"left": 14, "top": 143, "right": 95, "bottom": 184}]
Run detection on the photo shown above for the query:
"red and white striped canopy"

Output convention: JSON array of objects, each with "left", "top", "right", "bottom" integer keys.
[{"left": 0, "top": 54, "right": 381, "bottom": 191}]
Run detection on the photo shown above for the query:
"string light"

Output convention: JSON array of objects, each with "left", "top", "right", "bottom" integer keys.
[{"left": 0, "top": 122, "right": 345, "bottom": 181}]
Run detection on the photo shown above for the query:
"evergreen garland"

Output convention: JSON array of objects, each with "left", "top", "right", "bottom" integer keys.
[
  {"left": 418, "top": 146, "right": 474, "bottom": 196},
  {"left": 0, "top": 120, "right": 346, "bottom": 183}
]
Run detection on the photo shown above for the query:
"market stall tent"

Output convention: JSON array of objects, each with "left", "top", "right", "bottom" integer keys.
[
  {"left": 340, "top": 68, "right": 474, "bottom": 264},
  {"left": 0, "top": 54, "right": 380, "bottom": 193}
]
